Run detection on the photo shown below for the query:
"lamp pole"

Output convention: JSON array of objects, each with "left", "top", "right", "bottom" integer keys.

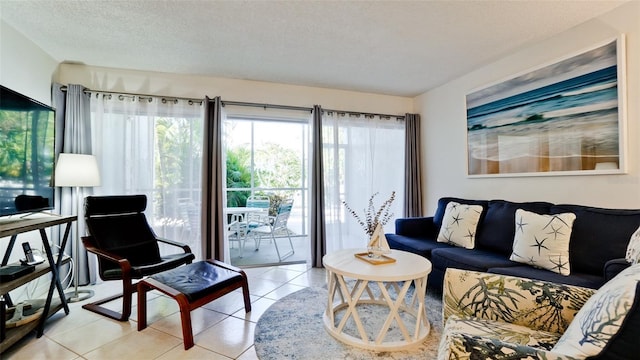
[{"left": 54, "top": 153, "right": 101, "bottom": 303}]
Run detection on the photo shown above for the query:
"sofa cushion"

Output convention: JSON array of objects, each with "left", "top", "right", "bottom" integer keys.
[
  {"left": 488, "top": 266, "right": 603, "bottom": 289},
  {"left": 626, "top": 225, "right": 640, "bottom": 265},
  {"left": 510, "top": 209, "right": 575, "bottom": 275},
  {"left": 433, "top": 197, "right": 488, "bottom": 229},
  {"left": 436, "top": 201, "right": 483, "bottom": 249},
  {"left": 431, "top": 247, "right": 516, "bottom": 273},
  {"left": 476, "top": 200, "right": 553, "bottom": 256},
  {"left": 604, "top": 258, "right": 631, "bottom": 283},
  {"left": 553, "top": 264, "right": 640, "bottom": 357},
  {"left": 552, "top": 205, "right": 640, "bottom": 275},
  {"left": 385, "top": 234, "right": 452, "bottom": 258}
]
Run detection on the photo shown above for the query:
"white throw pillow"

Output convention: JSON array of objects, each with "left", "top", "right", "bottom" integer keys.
[
  {"left": 626, "top": 225, "right": 640, "bottom": 264},
  {"left": 553, "top": 264, "right": 640, "bottom": 357},
  {"left": 437, "top": 201, "right": 483, "bottom": 249},
  {"left": 510, "top": 209, "right": 575, "bottom": 276}
]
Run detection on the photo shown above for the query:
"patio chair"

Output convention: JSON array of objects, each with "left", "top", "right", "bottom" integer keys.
[
  {"left": 250, "top": 199, "right": 295, "bottom": 262},
  {"left": 245, "top": 195, "right": 271, "bottom": 230},
  {"left": 228, "top": 214, "right": 248, "bottom": 258}
]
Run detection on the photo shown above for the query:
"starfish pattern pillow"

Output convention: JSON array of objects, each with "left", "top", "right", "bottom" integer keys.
[
  {"left": 510, "top": 209, "right": 576, "bottom": 275},
  {"left": 437, "top": 201, "right": 483, "bottom": 249}
]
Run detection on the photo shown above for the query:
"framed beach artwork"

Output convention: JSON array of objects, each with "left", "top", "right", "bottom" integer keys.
[{"left": 466, "top": 36, "right": 627, "bottom": 177}]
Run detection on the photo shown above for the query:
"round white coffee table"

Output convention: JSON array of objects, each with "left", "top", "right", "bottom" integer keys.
[{"left": 322, "top": 248, "right": 432, "bottom": 351}]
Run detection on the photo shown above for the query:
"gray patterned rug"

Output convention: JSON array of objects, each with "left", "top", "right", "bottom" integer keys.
[{"left": 254, "top": 286, "right": 443, "bottom": 359}]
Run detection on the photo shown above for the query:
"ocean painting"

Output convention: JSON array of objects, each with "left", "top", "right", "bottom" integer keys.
[{"left": 466, "top": 38, "right": 624, "bottom": 176}]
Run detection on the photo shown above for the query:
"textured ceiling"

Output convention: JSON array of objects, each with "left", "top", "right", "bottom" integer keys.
[{"left": 0, "top": 0, "right": 628, "bottom": 97}]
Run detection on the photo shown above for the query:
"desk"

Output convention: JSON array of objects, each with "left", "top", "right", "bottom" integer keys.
[
  {"left": 323, "top": 248, "right": 432, "bottom": 351},
  {"left": 0, "top": 213, "right": 75, "bottom": 353}
]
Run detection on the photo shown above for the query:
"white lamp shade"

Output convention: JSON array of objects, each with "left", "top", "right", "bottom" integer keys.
[{"left": 55, "top": 153, "right": 101, "bottom": 187}]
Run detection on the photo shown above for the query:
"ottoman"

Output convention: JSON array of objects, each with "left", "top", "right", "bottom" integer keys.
[{"left": 137, "top": 260, "right": 251, "bottom": 349}]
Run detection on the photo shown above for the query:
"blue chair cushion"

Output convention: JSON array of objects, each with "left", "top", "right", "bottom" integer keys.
[{"left": 150, "top": 261, "right": 244, "bottom": 303}]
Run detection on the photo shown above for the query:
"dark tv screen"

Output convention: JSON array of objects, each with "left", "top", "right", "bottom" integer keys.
[{"left": 0, "top": 85, "right": 55, "bottom": 216}]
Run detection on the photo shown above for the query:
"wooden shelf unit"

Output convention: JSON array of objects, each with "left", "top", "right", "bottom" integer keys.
[{"left": 0, "top": 214, "right": 76, "bottom": 354}]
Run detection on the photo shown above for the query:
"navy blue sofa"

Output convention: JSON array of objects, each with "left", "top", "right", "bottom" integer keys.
[{"left": 387, "top": 197, "right": 640, "bottom": 290}]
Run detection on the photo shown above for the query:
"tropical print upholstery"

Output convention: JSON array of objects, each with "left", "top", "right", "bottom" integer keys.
[{"left": 439, "top": 268, "right": 595, "bottom": 360}]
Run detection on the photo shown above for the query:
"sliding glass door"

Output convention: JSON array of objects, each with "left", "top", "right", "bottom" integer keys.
[{"left": 223, "top": 109, "right": 310, "bottom": 266}]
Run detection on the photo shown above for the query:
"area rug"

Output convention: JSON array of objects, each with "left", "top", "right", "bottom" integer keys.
[{"left": 254, "top": 286, "right": 443, "bottom": 359}]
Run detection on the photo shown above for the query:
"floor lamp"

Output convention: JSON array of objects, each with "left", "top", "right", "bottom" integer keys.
[{"left": 55, "top": 153, "right": 101, "bottom": 303}]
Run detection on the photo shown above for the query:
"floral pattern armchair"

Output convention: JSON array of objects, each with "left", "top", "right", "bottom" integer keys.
[{"left": 438, "top": 268, "right": 596, "bottom": 360}]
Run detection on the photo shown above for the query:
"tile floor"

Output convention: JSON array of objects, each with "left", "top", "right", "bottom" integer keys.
[{"left": 4, "top": 263, "right": 326, "bottom": 360}]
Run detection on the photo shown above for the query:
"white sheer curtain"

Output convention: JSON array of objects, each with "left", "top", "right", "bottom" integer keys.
[
  {"left": 322, "top": 112, "right": 405, "bottom": 253},
  {"left": 90, "top": 94, "right": 205, "bottom": 260}
]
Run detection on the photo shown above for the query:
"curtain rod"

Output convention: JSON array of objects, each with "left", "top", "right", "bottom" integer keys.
[
  {"left": 221, "top": 100, "right": 405, "bottom": 120},
  {"left": 324, "top": 108, "right": 405, "bottom": 120},
  {"left": 221, "top": 100, "right": 312, "bottom": 113},
  {"left": 60, "top": 86, "right": 405, "bottom": 119},
  {"left": 59, "top": 86, "right": 205, "bottom": 104}
]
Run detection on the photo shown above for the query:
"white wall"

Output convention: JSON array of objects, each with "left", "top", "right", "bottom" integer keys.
[
  {"left": 0, "top": 20, "right": 59, "bottom": 288},
  {"left": 415, "top": 1, "right": 640, "bottom": 213},
  {"left": 0, "top": 20, "right": 58, "bottom": 105},
  {"left": 54, "top": 64, "right": 412, "bottom": 116}
]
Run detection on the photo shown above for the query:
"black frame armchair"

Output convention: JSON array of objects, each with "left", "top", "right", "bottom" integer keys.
[{"left": 81, "top": 195, "right": 195, "bottom": 321}]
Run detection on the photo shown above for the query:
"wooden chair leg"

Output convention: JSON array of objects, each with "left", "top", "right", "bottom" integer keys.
[
  {"left": 137, "top": 282, "right": 149, "bottom": 331},
  {"left": 82, "top": 278, "right": 136, "bottom": 321},
  {"left": 241, "top": 274, "right": 252, "bottom": 313},
  {"left": 175, "top": 294, "right": 194, "bottom": 350}
]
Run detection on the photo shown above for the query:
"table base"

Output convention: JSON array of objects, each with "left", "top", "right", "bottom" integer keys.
[{"left": 323, "top": 272, "right": 430, "bottom": 351}]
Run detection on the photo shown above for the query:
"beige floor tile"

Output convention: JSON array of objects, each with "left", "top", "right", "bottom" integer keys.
[
  {"left": 44, "top": 304, "right": 103, "bottom": 335},
  {"left": 132, "top": 293, "right": 181, "bottom": 323},
  {"left": 195, "top": 316, "right": 255, "bottom": 359},
  {"left": 149, "top": 306, "right": 228, "bottom": 339},
  {"left": 276, "top": 263, "right": 311, "bottom": 272},
  {"left": 257, "top": 267, "right": 305, "bottom": 282},
  {"left": 155, "top": 344, "right": 233, "bottom": 360},
  {"left": 231, "top": 296, "right": 277, "bottom": 323},
  {"left": 201, "top": 290, "right": 253, "bottom": 315},
  {"left": 245, "top": 278, "right": 285, "bottom": 297},
  {"left": 48, "top": 317, "right": 136, "bottom": 355},
  {"left": 242, "top": 266, "right": 275, "bottom": 279},
  {"left": 236, "top": 346, "right": 259, "bottom": 360},
  {"left": 262, "top": 282, "right": 306, "bottom": 301},
  {"left": 3, "top": 333, "right": 79, "bottom": 360},
  {"left": 83, "top": 326, "right": 182, "bottom": 359},
  {"left": 288, "top": 268, "right": 327, "bottom": 287},
  {"left": 6, "top": 264, "right": 323, "bottom": 360}
]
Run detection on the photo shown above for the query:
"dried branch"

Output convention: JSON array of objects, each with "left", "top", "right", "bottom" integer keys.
[{"left": 342, "top": 191, "right": 396, "bottom": 237}]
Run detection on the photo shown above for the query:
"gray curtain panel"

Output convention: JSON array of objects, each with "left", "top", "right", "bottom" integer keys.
[
  {"left": 201, "top": 96, "right": 225, "bottom": 260},
  {"left": 52, "top": 83, "right": 95, "bottom": 285},
  {"left": 310, "top": 105, "right": 326, "bottom": 268},
  {"left": 404, "top": 113, "right": 423, "bottom": 218}
]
